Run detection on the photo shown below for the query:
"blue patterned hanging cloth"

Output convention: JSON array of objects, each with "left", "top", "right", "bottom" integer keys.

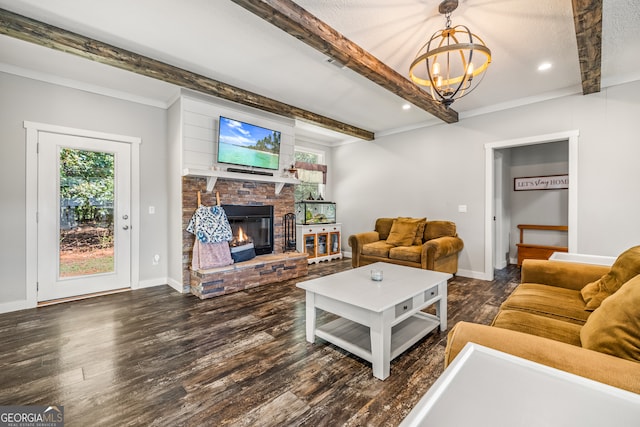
[{"left": 187, "top": 204, "right": 233, "bottom": 243}]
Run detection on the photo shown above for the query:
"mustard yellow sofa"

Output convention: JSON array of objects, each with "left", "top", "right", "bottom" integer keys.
[
  {"left": 348, "top": 217, "right": 463, "bottom": 274},
  {"left": 445, "top": 246, "right": 640, "bottom": 394}
]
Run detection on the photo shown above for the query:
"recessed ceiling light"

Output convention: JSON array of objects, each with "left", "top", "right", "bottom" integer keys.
[
  {"left": 538, "top": 62, "right": 552, "bottom": 71},
  {"left": 402, "top": 104, "right": 411, "bottom": 110}
]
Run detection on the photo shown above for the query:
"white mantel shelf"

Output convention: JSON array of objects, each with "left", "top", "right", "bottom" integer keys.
[{"left": 183, "top": 168, "right": 300, "bottom": 194}]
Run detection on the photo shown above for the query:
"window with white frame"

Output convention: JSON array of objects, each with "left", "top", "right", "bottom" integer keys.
[{"left": 294, "top": 148, "right": 326, "bottom": 201}]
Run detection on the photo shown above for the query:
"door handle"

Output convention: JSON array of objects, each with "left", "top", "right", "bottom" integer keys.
[{"left": 123, "top": 225, "right": 130, "bottom": 230}]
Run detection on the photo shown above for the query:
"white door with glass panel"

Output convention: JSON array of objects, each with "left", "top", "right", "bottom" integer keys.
[{"left": 37, "top": 132, "right": 131, "bottom": 301}]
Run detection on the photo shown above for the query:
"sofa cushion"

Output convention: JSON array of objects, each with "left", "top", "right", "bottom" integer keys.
[
  {"left": 492, "top": 309, "right": 582, "bottom": 346},
  {"left": 374, "top": 218, "right": 395, "bottom": 240},
  {"left": 500, "top": 283, "right": 590, "bottom": 324},
  {"left": 581, "top": 245, "right": 640, "bottom": 311},
  {"left": 580, "top": 274, "right": 640, "bottom": 362},
  {"left": 386, "top": 217, "right": 424, "bottom": 246},
  {"left": 389, "top": 245, "right": 422, "bottom": 263},
  {"left": 424, "top": 221, "right": 456, "bottom": 241},
  {"left": 361, "top": 241, "right": 394, "bottom": 258}
]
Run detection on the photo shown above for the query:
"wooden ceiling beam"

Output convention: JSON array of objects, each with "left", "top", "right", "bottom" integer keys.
[
  {"left": 0, "top": 8, "right": 374, "bottom": 141},
  {"left": 571, "top": 0, "right": 602, "bottom": 94},
  {"left": 230, "top": 0, "right": 458, "bottom": 124}
]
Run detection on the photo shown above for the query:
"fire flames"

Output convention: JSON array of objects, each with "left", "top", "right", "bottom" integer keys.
[{"left": 230, "top": 227, "right": 252, "bottom": 247}]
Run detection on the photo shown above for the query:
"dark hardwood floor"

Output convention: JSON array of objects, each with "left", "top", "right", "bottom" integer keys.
[{"left": 0, "top": 260, "right": 520, "bottom": 426}]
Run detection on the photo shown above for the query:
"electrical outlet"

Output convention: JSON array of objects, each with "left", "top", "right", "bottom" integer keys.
[{"left": 153, "top": 254, "right": 160, "bottom": 265}]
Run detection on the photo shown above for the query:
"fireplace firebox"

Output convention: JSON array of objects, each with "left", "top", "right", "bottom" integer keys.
[{"left": 222, "top": 204, "right": 274, "bottom": 255}]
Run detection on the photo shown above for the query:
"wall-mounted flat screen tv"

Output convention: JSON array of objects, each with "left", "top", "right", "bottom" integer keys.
[{"left": 217, "top": 116, "right": 281, "bottom": 170}]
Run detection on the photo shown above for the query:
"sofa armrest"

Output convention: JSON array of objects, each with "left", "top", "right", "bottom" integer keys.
[
  {"left": 422, "top": 236, "right": 464, "bottom": 268},
  {"left": 521, "top": 259, "right": 609, "bottom": 290},
  {"left": 348, "top": 231, "right": 380, "bottom": 267},
  {"left": 445, "top": 321, "right": 640, "bottom": 394},
  {"left": 423, "top": 236, "right": 464, "bottom": 258}
]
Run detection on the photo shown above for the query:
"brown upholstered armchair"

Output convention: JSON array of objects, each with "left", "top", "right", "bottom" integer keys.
[{"left": 348, "top": 217, "right": 464, "bottom": 274}]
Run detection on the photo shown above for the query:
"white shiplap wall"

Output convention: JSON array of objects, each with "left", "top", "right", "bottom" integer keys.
[{"left": 181, "top": 95, "right": 295, "bottom": 174}]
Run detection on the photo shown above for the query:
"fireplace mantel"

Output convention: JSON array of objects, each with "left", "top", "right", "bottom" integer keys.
[{"left": 183, "top": 168, "right": 300, "bottom": 194}]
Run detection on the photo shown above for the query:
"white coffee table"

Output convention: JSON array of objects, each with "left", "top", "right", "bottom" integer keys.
[
  {"left": 296, "top": 262, "right": 451, "bottom": 380},
  {"left": 399, "top": 343, "right": 640, "bottom": 426}
]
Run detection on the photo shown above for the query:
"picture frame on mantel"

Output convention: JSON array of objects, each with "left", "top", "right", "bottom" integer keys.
[{"left": 514, "top": 174, "right": 569, "bottom": 191}]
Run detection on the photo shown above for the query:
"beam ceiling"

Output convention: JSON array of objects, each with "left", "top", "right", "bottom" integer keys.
[
  {"left": 230, "top": 0, "right": 459, "bottom": 124},
  {"left": 0, "top": 8, "right": 375, "bottom": 141},
  {"left": 572, "top": 0, "right": 602, "bottom": 94}
]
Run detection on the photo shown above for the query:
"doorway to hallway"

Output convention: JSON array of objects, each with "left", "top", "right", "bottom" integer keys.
[{"left": 484, "top": 130, "right": 579, "bottom": 281}]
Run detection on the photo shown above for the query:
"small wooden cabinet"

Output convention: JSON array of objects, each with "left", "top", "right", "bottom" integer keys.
[{"left": 296, "top": 223, "right": 342, "bottom": 264}]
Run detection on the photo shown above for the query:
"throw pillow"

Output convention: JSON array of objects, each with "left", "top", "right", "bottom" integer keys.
[
  {"left": 581, "top": 245, "right": 640, "bottom": 311},
  {"left": 580, "top": 274, "right": 640, "bottom": 362},
  {"left": 413, "top": 218, "right": 427, "bottom": 245},
  {"left": 386, "top": 217, "right": 423, "bottom": 247}
]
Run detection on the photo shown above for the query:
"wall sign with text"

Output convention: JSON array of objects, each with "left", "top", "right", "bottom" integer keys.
[{"left": 514, "top": 174, "right": 569, "bottom": 191}]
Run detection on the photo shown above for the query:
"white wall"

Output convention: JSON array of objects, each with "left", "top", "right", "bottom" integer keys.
[
  {"left": 0, "top": 72, "right": 169, "bottom": 311},
  {"left": 180, "top": 92, "right": 296, "bottom": 173},
  {"left": 334, "top": 80, "right": 640, "bottom": 278}
]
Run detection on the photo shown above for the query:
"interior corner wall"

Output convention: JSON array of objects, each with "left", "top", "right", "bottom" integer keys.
[
  {"left": 332, "top": 80, "right": 640, "bottom": 278},
  {"left": 0, "top": 71, "right": 169, "bottom": 311},
  {"left": 166, "top": 97, "right": 184, "bottom": 291}
]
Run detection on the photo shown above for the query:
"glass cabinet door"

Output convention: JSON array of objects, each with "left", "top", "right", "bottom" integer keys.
[
  {"left": 316, "top": 233, "right": 328, "bottom": 257},
  {"left": 330, "top": 231, "right": 341, "bottom": 254},
  {"left": 304, "top": 234, "right": 316, "bottom": 258}
]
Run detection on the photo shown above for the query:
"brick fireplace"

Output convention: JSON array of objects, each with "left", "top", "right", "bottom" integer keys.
[{"left": 182, "top": 176, "right": 308, "bottom": 298}]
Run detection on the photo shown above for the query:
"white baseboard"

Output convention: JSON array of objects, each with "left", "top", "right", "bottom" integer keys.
[
  {"left": 456, "top": 269, "right": 491, "bottom": 280},
  {"left": 136, "top": 277, "right": 169, "bottom": 289},
  {"left": 0, "top": 299, "right": 34, "bottom": 314},
  {"left": 167, "top": 277, "right": 189, "bottom": 293},
  {"left": 137, "top": 277, "right": 190, "bottom": 293}
]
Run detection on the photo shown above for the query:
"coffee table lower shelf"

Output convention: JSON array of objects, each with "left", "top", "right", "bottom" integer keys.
[{"left": 315, "top": 312, "right": 440, "bottom": 363}]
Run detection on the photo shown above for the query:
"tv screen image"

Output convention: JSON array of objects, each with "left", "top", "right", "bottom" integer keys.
[{"left": 217, "top": 116, "right": 281, "bottom": 170}]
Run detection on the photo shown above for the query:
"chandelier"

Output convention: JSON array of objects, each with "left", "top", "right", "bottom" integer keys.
[{"left": 409, "top": 0, "right": 491, "bottom": 108}]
